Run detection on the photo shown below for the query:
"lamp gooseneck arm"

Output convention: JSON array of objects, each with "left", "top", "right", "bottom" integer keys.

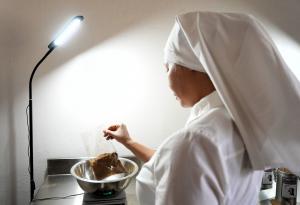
[
  {"left": 29, "top": 47, "right": 55, "bottom": 99},
  {"left": 28, "top": 46, "right": 55, "bottom": 201}
]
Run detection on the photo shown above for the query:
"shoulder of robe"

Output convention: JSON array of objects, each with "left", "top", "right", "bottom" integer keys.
[
  {"left": 188, "top": 107, "right": 235, "bottom": 142},
  {"left": 155, "top": 107, "right": 234, "bottom": 155},
  {"left": 155, "top": 127, "right": 217, "bottom": 160},
  {"left": 154, "top": 107, "right": 243, "bottom": 166}
]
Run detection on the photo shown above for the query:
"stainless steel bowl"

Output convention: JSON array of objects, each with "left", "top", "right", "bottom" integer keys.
[{"left": 70, "top": 157, "right": 139, "bottom": 193}]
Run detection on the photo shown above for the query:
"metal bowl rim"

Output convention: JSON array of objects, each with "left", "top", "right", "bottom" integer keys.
[{"left": 70, "top": 157, "right": 139, "bottom": 183}]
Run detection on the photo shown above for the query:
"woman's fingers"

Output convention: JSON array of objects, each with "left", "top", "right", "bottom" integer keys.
[
  {"left": 103, "top": 125, "right": 119, "bottom": 136},
  {"left": 102, "top": 123, "right": 129, "bottom": 143},
  {"left": 105, "top": 136, "right": 114, "bottom": 140},
  {"left": 103, "top": 127, "right": 118, "bottom": 140},
  {"left": 107, "top": 124, "right": 120, "bottom": 131},
  {"left": 103, "top": 131, "right": 114, "bottom": 140},
  {"left": 103, "top": 129, "right": 115, "bottom": 136}
]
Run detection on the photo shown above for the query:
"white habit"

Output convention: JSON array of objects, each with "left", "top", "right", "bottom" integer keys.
[{"left": 136, "top": 92, "right": 263, "bottom": 205}]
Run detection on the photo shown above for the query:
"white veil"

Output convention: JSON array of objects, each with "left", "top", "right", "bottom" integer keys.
[{"left": 164, "top": 11, "right": 300, "bottom": 172}]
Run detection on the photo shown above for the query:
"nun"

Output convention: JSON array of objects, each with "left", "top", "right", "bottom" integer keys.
[{"left": 103, "top": 11, "right": 300, "bottom": 205}]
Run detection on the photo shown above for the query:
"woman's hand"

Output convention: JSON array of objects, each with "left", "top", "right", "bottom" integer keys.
[
  {"left": 103, "top": 124, "right": 132, "bottom": 145},
  {"left": 103, "top": 123, "right": 155, "bottom": 162}
]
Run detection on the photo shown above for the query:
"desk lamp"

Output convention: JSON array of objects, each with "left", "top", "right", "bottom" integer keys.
[{"left": 28, "top": 15, "right": 84, "bottom": 201}]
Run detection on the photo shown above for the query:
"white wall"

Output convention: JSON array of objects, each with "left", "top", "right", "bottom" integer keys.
[
  {"left": 1, "top": 0, "right": 300, "bottom": 204},
  {"left": 1, "top": 1, "right": 17, "bottom": 203}
]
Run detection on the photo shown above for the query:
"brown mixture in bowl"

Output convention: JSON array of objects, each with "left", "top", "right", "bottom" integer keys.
[{"left": 89, "top": 152, "right": 127, "bottom": 180}]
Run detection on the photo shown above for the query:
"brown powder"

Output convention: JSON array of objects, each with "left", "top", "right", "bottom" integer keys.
[{"left": 89, "top": 152, "right": 127, "bottom": 180}]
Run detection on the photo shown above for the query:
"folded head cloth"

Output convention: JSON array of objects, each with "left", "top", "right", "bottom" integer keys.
[{"left": 164, "top": 11, "right": 300, "bottom": 173}]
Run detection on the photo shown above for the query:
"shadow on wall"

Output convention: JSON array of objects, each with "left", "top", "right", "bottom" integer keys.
[{"left": 245, "top": 0, "right": 300, "bottom": 43}]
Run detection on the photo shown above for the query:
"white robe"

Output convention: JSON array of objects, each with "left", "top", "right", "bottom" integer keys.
[{"left": 136, "top": 91, "right": 263, "bottom": 205}]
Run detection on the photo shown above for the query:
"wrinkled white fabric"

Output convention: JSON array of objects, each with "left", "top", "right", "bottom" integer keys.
[
  {"left": 164, "top": 21, "right": 205, "bottom": 72},
  {"left": 136, "top": 91, "right": 263, "bottom": 205},
  {"left": 164, "top": 11, "right": 300, "bottom": 172}
]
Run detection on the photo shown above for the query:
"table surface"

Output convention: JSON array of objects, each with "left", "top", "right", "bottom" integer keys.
[
  {"left": 30, "top": 158, "right": 300, "bottom": 205},
  {"left": 30, "top": 174, "right": 284, "bottom": 205},
  {"left": 30, "top": 174, "right": 139, "bottom": 205},
  {"left": 31, "top": 174, "right": 300, "bottom": 205}
]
